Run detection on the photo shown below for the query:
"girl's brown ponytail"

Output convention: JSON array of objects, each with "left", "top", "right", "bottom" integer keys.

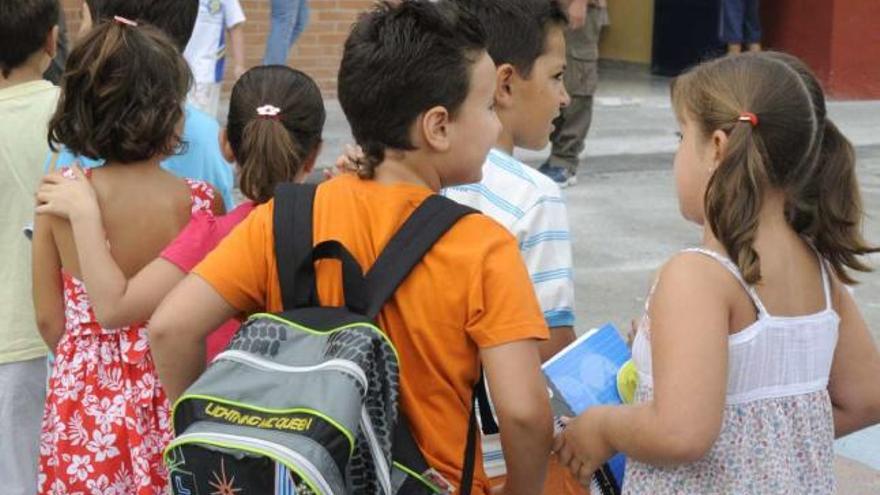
[{"left": 226, "top": 66, "right": 326, "bottom": 203}]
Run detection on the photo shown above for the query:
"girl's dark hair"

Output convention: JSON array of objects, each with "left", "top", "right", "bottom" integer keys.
[
  {"left": 672, "top": 52, "right": 876, "bottom": 284},
  {"left": 226, "top": 65, "right": 325, "bottom": 203},
  {"left": 766, "top": 52, "right": 879, "bottom": 284},
  {"left": 48, "top": 20, "right": 191, "bottom": 163}
]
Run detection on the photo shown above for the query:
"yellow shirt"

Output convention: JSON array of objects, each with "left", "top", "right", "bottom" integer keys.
[{"left": 0, "top": 80, "right": 59, "bottom": 363}]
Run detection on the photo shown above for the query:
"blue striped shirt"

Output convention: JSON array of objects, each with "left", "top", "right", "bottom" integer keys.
[{"left": 444, "top": 148, "right": 576, "bottom": 330}]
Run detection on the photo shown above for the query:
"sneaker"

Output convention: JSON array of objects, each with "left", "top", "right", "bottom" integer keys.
[{"left": 538, "top": 163, "right": 577, "bottom": 188}]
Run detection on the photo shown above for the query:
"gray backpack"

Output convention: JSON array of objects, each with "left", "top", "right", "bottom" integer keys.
[{"left": 165, "top": 183, "right": 484, "bottom": 495}]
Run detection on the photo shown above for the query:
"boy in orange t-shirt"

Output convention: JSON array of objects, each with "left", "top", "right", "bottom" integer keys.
[{"left": 149, "top": 2, "right": 554, "bottom": 494}]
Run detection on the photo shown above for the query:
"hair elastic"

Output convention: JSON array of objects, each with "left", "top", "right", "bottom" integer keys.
[
  {"left": 256, "top": 104, "right": 282, "bottom": 120},
  {"left": 113, "top": 16, "right": 138, "bottom": 27},
  {"left": 738, "top": 112, "right": 759, "bottom": 127}
]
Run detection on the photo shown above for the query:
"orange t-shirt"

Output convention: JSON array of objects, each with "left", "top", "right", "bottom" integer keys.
[{"left": 193, "top": 174, "right": 549, "bottom": 493}]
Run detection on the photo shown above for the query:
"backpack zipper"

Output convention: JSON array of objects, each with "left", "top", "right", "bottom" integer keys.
[
  {"left": 361, "top": 408, "right": 393, "bottom": 494},
  {"left": 215, "top": 350, "right": 369, "bottom": 390},
  {"left": 168, "top": 431, "right": 335, "bottom": 494},
  {"left": 215, "top": 350, "right": 393, "bottom": 493}
]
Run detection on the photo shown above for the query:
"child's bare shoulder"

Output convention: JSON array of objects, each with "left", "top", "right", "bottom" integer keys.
[{"left": 653, "top": 250, "right": 742, "bottom": 302}]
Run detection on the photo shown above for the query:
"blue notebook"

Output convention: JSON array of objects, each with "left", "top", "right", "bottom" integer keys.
[{"left": 542, "top": 323, "right": 630, "bottom": 495}]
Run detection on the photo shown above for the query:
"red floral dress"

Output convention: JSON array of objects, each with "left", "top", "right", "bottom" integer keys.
[{"left": 38, "top": 172, "right": 215, "bottom": 495}]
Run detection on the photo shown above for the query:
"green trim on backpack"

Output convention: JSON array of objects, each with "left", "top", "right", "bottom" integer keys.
[
  {"left": 248, "top": 312, "right": 403, "bottom": 366},
  {"left": 164, "top": 436, "right": 322, "bottom": 495},
  {"left": 392, "top": 461, "right": 444, "bottom": 493},
  {"left": 172, "top": 393, "right": 357, "bottom": 456}
]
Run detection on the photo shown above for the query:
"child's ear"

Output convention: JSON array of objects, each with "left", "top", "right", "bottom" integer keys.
[
  {"left": 218, "top": 128, "right": 236, "bottom": 163},
  {"left": 711, "top": 129, "right": 729, "bottom": 168},
  {"left": 45, "top": 25, "right": 59, "bottom": 59},
  {"left": 419, "top": 105, "right": 451, "bottom": 153},
  {"left": 494, "top": 64, "right": 515, "bottom": 111}
]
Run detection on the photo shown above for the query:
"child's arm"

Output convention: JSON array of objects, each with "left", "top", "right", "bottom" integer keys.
[
  {"left": 150, "top": 202, "right": 270, "bottom": 401},
  {"left": 150, "top": 275, "right": 238, "bottom": 401},
  {"left": 224, "top": 0, "right": 247, "bottom": 79},
  {"left": 827, "top": 278, "right": 880, "bottom": 437},
  {"left": 35, "top": 167, "right": 187, "bottom": 328},
  {"left": 555, "top": 254, "right": 729, "bottom": 476},
  {"left": 32, "top": 214, "right": 65, "bottom": 349},
  {"left": 228, "top": 23, "right": 246, "bottom": 79},
  {"left": 540, "top": 326, "right": 575, "bottom": 362},
  {"left": 482, "top": 339, "right": 554, "bottom": 495}
]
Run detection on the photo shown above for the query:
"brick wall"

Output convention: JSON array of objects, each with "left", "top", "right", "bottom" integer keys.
[{"left": 60, "top": 0, "right": 374, "bottom": 97}]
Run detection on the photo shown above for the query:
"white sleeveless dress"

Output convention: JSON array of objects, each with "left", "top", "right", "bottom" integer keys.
[{"left": 623, "top": 248, "right": 839, "bottom": 494}]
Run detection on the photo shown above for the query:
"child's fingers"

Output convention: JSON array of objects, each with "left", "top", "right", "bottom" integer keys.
[
  {"left": 71, "top": 164, "right": 88, "bottom": 180},
  {"left": 576, "top": 462, "right": 593, "bottom": 489},
  {"left": 35, "top": 186, "right": 58, "bottom": 203},
  {"left": 557, "top": 438, "right": 575, "bottom": 467},
  {"left": 40, "top": 172, "right": 66, "bottom": 185},
  {"left": 552, "top": 430, "right": 566, "bottom": 453},
  {"left": 34, "top": 202, "right": 55, "bottom": 215}
]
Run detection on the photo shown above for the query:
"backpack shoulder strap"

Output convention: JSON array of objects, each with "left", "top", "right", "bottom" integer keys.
[
  {"left": 364, "top": 195, "right": 477, "bottom": 319},
  {"left": 273, "top": 182, "right": 317, "bottom": 310}
]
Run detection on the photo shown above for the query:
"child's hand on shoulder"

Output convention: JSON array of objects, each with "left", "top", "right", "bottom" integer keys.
[
  {"left": 35, "top": 164, "right": 99, "bottom": 222},
  {"left": 554, "top": 408, "right": 615, "bottom": 488},
  {"left": 324, "top": 144, "right": 364, "bottom": 181}
]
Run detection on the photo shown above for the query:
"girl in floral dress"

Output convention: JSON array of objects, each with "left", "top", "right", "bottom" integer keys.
[
  {"left": 553, "top": 52, "right": 880, "bottom": 493},
  {"left": 35, "top": 65, "right": 326, "bottom": 364},
  {"left": 31, "top": 18, "right": 222, "bottom": 495}
]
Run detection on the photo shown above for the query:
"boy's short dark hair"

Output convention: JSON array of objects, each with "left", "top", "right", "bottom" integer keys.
[
  {"left": 454, "top": 0, "right": 567, "bottom": 78},
  {"left": 0, "top": 0, "right": 59, "bottom": 78},
  {"left": 88, "top": 0, "right": 198, "bottom": 51},
  {"left": 337, "top": 0, "right": 486, "bottom": 176},
  {"left": 48, "top": 21, "right": 191, "bottom": 163}
]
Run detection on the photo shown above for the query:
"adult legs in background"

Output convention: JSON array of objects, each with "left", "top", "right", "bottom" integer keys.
[
  {"left": 288, "top": 0, "right": 310, "bottom": 53},
  {"left": 264, "top": 0, "right": 310, "bottom": 66},
  {"left": 744, "top": 0, "right": 762, "bottom": 52},
  {"left": 721, "top": 0, "right": 746, "bottom": 54},
  {"left": 0, "top": 357, "right": 48, "bottom": 495},
  {"left": 542, "top": 5, "right": 604, "bottom": 187}
]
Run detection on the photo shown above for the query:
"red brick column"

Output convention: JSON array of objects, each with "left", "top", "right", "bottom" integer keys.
[{"left": 762, "top": 0, "right": 880, "bottom": 99}]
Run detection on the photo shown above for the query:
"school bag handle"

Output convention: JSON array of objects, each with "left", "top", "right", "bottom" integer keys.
[{"left": 294, "top": 239, "right": 368, "bottom": 314}]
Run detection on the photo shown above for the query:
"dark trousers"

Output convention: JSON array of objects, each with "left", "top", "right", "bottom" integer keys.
[{"left": 720, "top": 0, "right": 762, "bottom": 44}]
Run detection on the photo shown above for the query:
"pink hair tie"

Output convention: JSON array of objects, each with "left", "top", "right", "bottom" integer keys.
[
  {"left": 113, "top": 16, "right": 138, "bottom": 27},
  {"left": 738, "top": 112, "right": 759, "bottom": 127}
]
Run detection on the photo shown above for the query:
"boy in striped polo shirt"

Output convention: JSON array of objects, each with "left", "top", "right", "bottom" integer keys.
[{"left": 443, "top": 0, "right": 581, "bottom": 493}]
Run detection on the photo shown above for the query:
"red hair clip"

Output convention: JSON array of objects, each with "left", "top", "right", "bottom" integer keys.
[
  {"left": 113, "top": 16, "right": 138, "bottom": 27},
  {"left": 738, "top": 112, "right": 759, "bottom": 127}
]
